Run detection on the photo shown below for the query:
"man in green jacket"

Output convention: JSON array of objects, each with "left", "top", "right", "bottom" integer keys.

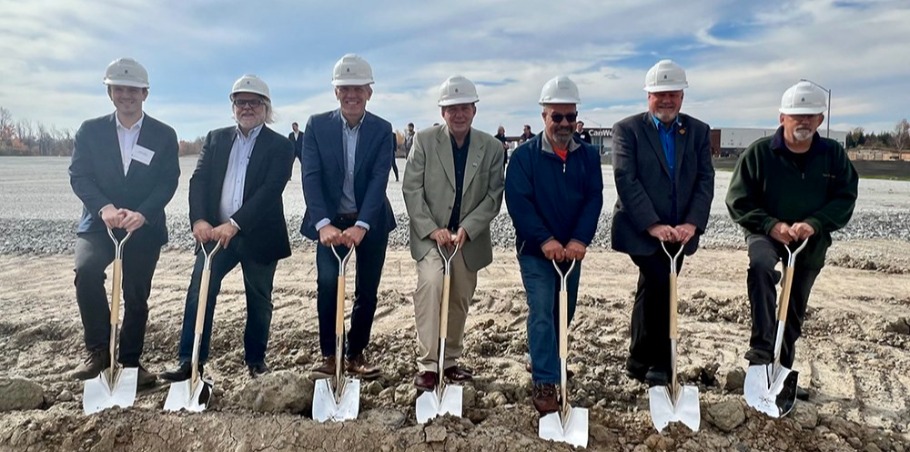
[{"left": 726, "top": 81, "right": 858, "bottom": 399}]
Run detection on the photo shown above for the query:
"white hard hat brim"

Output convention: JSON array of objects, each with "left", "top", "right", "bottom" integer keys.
[
  {"left": 438, "top": 97, "right": 479, "bottom": 107},
  {"left": 104, "top": 79, "right": 149, "bottom": 88},
  {"left": 538, "top": 99, "right": 579, "bottom": 105},
  {"left": 332, "top": 79, "right": 375, "bottom": 86},
  {"left": 780, "top": 107, "right": 826, "bottom": 115},
  {"left": 231, "top": 88, "right": 270, "bottom": 101},
  {"left": 644, "top": 83, "right": 687, "bottom": 93}
]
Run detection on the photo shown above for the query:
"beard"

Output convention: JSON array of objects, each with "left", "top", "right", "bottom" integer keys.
[{"left": 793, "top": 128, "right": 814, "bottom": 142}]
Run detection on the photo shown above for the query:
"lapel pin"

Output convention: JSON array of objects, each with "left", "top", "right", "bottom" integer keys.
[{"left": 679, "top": 128, "right": 686, "bottom": 135}]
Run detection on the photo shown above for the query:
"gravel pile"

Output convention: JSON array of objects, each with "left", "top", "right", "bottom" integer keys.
[{"left": 2, "top": 210, "right": 907, "bottom": 256}]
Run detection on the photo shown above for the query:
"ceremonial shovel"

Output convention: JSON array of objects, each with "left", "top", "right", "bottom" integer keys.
[
  {"left": 538, "top": 259, "right": 588, "bottom": 448},
  {"left": 744, "top": 240, "right": 808, "bottom": 418},
  {"left": 164, "top": 241, "right": 220, "bottom": 412},
  {"left": 648, "top": 241, "right": 700, "bottom": 432},
  {"left": 312, "top": 245, "right": 361, "bottom": 422},
  {"left": 83, "top": 228, "right": 138, "bottom": 414},
  {"left": 415, "top": 239, "right": 463, "bottom": 423}
]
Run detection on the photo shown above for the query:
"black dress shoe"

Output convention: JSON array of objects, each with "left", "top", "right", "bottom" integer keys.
[
  {"left": 796, "top": 386, "right": 810, "bottom": 401},
  {"left": 625, "top": 363, "right": 648, "bottom": 383},
  {"left": 136, "top": 365, "right": 157, "bottom": 389},
  {"left": 645, "top": 368, "right": 669, "bottom": 387},
  {"left": 248, "top": 362, "right": 270, "bottom": 378},
  {"left": 160, "top": 361, "right": 203, "bottom": 382},
  {"left": 744, "top": 349, "right": 774, "bottom": 366}
]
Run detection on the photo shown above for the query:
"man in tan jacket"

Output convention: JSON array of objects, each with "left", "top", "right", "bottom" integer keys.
[{"left": 402, "top": 75, "right": 505, "bottom": 391}]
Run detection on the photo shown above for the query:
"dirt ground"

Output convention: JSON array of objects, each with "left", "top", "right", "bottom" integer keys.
[{"left": 1, "top": 240, "right": 909, "bottom": 451}]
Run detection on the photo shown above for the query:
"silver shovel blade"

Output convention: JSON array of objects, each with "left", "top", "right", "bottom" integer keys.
[
  {"left": 163, "top": 377, "right": 213, "bottom": 412},
  {"left": 538, "top": 407, "right": 589, "bottom": 448},
  {"left": 648, "top": 384, "right": 701, "bottom": 432},
  {"left": 415, "top": 384, "right": 463, "bottom": 424},
  {"left": 83, "top": 367, "right": 138, "bottom": 415},
  {"left": 312, "top": 377, "right": 361, "bottom": 422},
  {"left": 744, "top": 364, "right": 799, "bottom": 418}
]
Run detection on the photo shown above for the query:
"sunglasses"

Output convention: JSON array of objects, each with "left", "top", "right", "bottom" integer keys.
[
  {"left": 233, "top": 98, "right": 265, "bottom": 108},
  {"left": 548, "top": 112, "right": 578, "bottom": 123}
]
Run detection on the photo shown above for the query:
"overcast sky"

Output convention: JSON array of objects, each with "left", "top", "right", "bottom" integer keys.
[{"left": 1, "top": 0, "right": 908, "bottom": 140}]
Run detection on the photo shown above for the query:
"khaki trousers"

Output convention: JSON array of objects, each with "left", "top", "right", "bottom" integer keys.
[{"left": 413, "top": 249, "right": 477, "bottom": 372}]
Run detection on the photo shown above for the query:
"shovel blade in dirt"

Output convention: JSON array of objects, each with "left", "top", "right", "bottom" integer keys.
[
  {"left": 82, "top": 367, "right": 138, "bottom": 414},
  {"left": 538, "top": 407, "right": 589, "bottom": 449},
  {"left": 648, "top": 384, "right": 701, "bottom": 432},
  {"left": 415, "top": 384, "right": 463, "bottom": 424},
  {"left": 163, "top": 377, "right": 213, "bottom": 412},
  {"left": 744, "top": 364, "right": 799, "bottom": 418},
  {"left": 312, "top": 377, "right": 361, "bottom": 422}
]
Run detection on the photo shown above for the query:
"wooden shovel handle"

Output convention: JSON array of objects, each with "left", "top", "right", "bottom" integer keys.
[{"left": 439, "top": 274, "right": 451, "bottom": 339}]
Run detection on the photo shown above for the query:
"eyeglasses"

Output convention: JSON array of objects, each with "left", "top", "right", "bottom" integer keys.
[
  {"left": 233, "top": 98, "right": 265, "bottom": 108},
  {"left": 548, "top": 112, "right": 578, "bottom": 123}
]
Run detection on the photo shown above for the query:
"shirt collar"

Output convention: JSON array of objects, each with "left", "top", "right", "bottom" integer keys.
[
  {"left": 235, "top": 123, "right": 264, "bottom": 141},
  {"left": 650, "top": 113, "right": 681, "bottom": 131},
  {"left": 342, "top": 112, "right": 366, "bottom": 132},
  {"left": 115, "top": 112, "right": 144, "bottom": 131}
]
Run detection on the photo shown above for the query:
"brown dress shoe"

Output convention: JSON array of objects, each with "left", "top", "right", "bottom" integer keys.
[
  {"left": 443, "top": 365, "right": 473, "bottom": 382},
  {"left": 309, "top": 356, "right": 336, "bottom": 380},
  {"left": 532, "top": 383, "right": 559, "bottom": 414},
  {"left": 413, "top": 371, "right": 438, "bottom": 391},
  {"left": 345, "top": 354, "right": 381, "bottom": 379}
]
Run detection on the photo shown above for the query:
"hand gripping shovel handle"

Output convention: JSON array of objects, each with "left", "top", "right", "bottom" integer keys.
[
  {"left": 331, "top": 245, "right": 353, "bottom": 399},
  {"left": 191, "top": 241, "right": 221, "bottom": 384},
  {"left": 552, "top": 259, "right": 576, "bottom": 414},
  {"left": 106, "top": 228, "right": 131, "bottom": 383}
]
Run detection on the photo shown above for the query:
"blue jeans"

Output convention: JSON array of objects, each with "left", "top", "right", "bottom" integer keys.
[
  {"left": 519, "top": 254, "right": 581, "bottom": 385},
  {"left": 176, "top": 245, "right": 277, "bottom": 365}
]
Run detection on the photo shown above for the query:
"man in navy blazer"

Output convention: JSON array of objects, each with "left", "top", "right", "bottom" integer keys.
[
  {"left": 288, "top": 121, "right": 304, "bottom": 162},
  {"left": 68, "top": 58, "right": 179, "bottom": 388},
  {"left": 301, "top": 54, "right": 396, "bottom": 379},
  {"left": 159, "top": 75, "right": 294, "bottom": 381},
  {"left": 611, "top": 60, "right": 714, "bottom": 386}
]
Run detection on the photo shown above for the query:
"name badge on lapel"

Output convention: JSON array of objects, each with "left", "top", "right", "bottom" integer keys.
[{"left": 132, "top": 145, "right": 155, "bottom": 165}]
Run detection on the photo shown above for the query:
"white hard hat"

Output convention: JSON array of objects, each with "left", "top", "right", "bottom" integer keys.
[
  {"left": 103, "top": 57, "right": 149, "bottom": 88},
  {"left": 779, "top": 81, "right": 827, "bottom": 115},
  {"left": 538, "top": 75, "right": 581, "bottom": 105},
  {"left": 332, "top": 54, "right": 374, "bottom": 86},
  {"left": 644, "top": 59, "right": 688, "bottom": 92},
  {"left": 438, "top": 75, "right": 479, "bottom": 106},
  {"left": 231, "top": 74, "right": 270, "bottom": 101}
]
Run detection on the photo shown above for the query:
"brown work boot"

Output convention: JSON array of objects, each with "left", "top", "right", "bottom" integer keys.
[
  {"left": 71, "top": 349, "right": 110, "bottom": 380},
  {"left": 309, "top": 356, "right": 336, "bottom": 380},
  {"left": 532, "top": 383, "right": 559, "bottom": 415},
  {"left": 345, "top": 353, "right": 381, "bottom": 379}
]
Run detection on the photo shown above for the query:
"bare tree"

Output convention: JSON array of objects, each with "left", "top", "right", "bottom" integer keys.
[{"left": 894, "top": 119, "right": 910, "bottom": 152}]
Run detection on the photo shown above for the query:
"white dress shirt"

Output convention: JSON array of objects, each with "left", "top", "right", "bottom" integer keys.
[
  {"left": 115, "top": 113, "right": 144, "bottom": 175},
  {"left": 219, "top": 124, "right": 263, "bottom": 225}
]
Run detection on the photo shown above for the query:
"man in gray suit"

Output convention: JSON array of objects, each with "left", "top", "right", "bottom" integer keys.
[
  {"left": 402, "top": 75, "right": 504, "bottom": 391},
  {"left": 69, "top": 57, "right": 180, "bottom": 388},
  {"left": 611, "top": 60, "right": 714, "bottom": 386}
]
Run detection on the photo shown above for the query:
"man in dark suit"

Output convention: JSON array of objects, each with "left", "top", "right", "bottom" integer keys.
[
  {"left": 288, "top": 122, "right": 304, "bottom": 162},
  {"left": 301, "top": 54, "right": 396, "bottom": 379},
  {"left": 611, "top": 60, "right": 714, "bottom": 386},
  {"left": 159, "top": 74, "right": 294, "bottom": 381},
  {"left": 69, "top": 57, "right": 180, "bottom": 388}
]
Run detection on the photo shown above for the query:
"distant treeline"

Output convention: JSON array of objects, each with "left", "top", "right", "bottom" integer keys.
[{"left": 0, "top": 107, "right": 203, "bottom": 157}]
